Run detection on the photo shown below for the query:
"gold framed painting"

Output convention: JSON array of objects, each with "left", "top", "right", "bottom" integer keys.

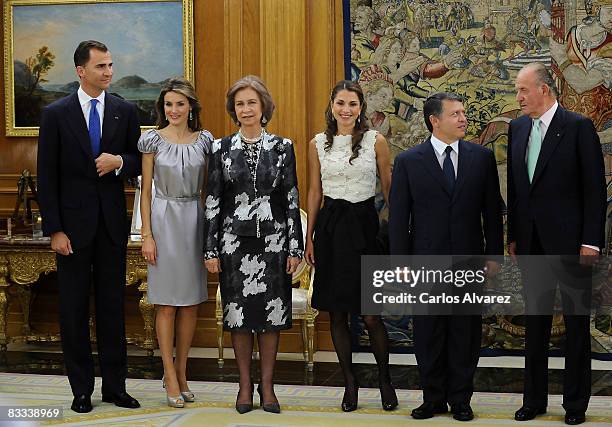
[{"left": 3, "top": 0, "right": 194, "bottom": 137}]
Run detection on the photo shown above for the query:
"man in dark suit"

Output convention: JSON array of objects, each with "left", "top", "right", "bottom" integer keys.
[
  {"left": 508, "top": 63, "right": 605, "bottom": 426},
  {"left": 389, "top": 92, "right": 503, "bottom": 421},
  {"left": 37, "top": 40, "right": 141, "bottom": 413}
]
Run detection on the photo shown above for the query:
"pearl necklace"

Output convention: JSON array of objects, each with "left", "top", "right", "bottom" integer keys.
[
  {"left": 239, "top": 128, "right": 265, "bottom": 143},
  {"left": 237, "top": 128, "right": 264, "bottom": 237}
]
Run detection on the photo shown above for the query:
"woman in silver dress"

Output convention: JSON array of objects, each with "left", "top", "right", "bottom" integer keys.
[
  {"left": 204, "top": 75, "right": 303, "bottom": 414},
  {"left": 139, "top": 78, "right": 213, "bottom": 408}
]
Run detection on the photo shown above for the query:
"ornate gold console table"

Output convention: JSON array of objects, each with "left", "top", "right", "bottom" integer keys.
[{"left": 0, "top": 236, "right": 156, "bottom": 355}]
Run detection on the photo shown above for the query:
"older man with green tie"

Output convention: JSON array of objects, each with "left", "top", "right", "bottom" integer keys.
[{"left": 507, "top": 63, "right": 606, "bottom": 426}]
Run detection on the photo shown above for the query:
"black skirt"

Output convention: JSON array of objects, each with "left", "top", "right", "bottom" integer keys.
[{"left": 311, "top": 196, "right": 380, "bottom": 313}]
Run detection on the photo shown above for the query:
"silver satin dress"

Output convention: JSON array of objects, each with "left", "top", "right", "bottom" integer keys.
[{"left": 137, "top": 129, "right": 213, "bottom": 305}]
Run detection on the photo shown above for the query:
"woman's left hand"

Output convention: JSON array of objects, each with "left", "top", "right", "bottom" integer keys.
[{"left": 286, "top": 256, "right": 301, "bottom": 275}]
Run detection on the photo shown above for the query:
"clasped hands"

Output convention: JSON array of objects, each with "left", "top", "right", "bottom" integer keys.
[{"left": 95, "top": 153, "right": 122, "bottom": 176}]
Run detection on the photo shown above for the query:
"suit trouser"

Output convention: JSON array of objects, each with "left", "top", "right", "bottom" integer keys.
[
  {"left": 413, "top": 315, "right": 481, "bottom": 404},
  {"left": 522, "top": 230, "right": 591, "bottom": 413},
  {"left": 56, "top": 215, "right": 127, "bottom": 397}
]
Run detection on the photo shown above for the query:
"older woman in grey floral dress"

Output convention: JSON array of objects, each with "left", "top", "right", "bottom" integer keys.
[{"left": 204, "top": 75, "right": 303, "bottom": 414}]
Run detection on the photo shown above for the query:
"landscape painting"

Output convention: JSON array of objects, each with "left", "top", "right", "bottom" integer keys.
[{"left": 3, "top": 0, "right": 193, "bottom": 136}]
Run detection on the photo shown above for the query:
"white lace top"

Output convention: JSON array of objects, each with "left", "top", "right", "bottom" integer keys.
[{"left": 315, "top": 129, "right": 378, "bottom": 203}]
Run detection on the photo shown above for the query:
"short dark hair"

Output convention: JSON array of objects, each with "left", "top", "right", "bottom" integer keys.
[
  {"left": 522, "top": 62, "right": 559, "bottom": 98},
  {"left": 74, "top": 40, "right": 108, "bottom": 67},
  {"left": 226, "top": 75, "right": 275, "bottom": 126},
  {"left": 423, "top": 92, "right": 463, "bottom": 132}
]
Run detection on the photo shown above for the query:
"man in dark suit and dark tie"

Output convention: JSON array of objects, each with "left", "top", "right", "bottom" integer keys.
[
  {"left": 389, "top": 92, "right": 503, "bottom": 421},
  {"left": 508, "top": 63, "right": 605, "bottom": 426},
  {"left": 37, "top": 40, "right": 142, "bottom": 413}
]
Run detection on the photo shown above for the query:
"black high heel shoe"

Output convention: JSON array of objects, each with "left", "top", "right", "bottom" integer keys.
[
  {"left": 257, "top": 384, "right": 281, "bottom": 413},
  {"left": 379, "top": 380, "right": 398, "bottom": 411},
  {"left": 235, "top": 383, "right": 254, "bottom": 414},
  {"left": 341, "top": 383, "right": 359, "bottom": 412}
]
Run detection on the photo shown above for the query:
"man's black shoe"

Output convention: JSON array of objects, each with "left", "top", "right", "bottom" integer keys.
[
  {"left": 102, "top": 391, "right": 140, "bottom": 408},
  {"left": 71, "top": 395, "right": 92, "bottom": 413},
  {"left": 411, "top": 401, "right": 448, "bottom": 419},
  {"left": 565, "top": 412, "right": 585, "bottom": 425},
  {"left": 451, "top": 403, "right": 474, "bottom": 421},
  {"left": 515, "top": 405, "right": 546, "bottom": 421}
]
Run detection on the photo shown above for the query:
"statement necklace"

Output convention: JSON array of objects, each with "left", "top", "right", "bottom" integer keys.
[
  {"left": 238, "top": 128, "right": 264, "bottom": 238},
  {"left": 239, "top": 128, "right": 265, "bottom": 143}
]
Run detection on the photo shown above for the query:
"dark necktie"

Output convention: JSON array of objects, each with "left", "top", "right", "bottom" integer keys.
[
  {"left": 443, "top": 145, "right": 455, "bottom": 192},
  {"left": 89, "top": 99, "right": 101, "bottom": 157}
]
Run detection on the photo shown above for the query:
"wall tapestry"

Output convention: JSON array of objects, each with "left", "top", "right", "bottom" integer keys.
[{"left": 348, "top": 0, "right": 611, "bottom": 359}]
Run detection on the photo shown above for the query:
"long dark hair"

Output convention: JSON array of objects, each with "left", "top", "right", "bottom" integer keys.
[
  {"left": 154, "top": 77, "right": 202, "bottom": 131},
  {"left": 324, "top": 80, "right": 369, "bottom": 164}
]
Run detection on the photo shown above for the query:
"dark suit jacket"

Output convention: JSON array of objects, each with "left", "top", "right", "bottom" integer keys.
[
  {"left": 37, "top": 91, "right": 141, "bottom": 249},
  {"left": 204, "top": 132, "right": 304, "bottom": 258},
  {"left": 507, "top": 106, "right": 606, "bottom": 255},
  {"left": 389, "top": 138, "right": 503, "bottom": 256}
]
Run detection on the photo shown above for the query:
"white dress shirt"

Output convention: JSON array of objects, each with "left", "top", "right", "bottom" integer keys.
[
  {"left": 430, "top": 134, "right": 459, "bottom": 177},
  {"left": 77, "top": 86, "right": 123, "bottom": 174},
  {"left": 525, "top": 101, "right": 558, "bottom": 163},
  {"left": 77, "top": 86, "right": 105, "bottom": 134}
]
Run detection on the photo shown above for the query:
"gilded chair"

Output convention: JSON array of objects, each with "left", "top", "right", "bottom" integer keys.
[{"left": 215, "top": 209, "right": 318, "bottom": 371}]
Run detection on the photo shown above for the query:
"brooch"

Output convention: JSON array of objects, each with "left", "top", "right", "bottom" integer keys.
[{"left": 274, "top": 142, "right": 286, "bottom": 155}]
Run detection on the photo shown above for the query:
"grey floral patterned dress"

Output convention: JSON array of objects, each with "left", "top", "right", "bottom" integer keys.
[{"left": 204, "top": 131, "right": 303, "bottom": 332}]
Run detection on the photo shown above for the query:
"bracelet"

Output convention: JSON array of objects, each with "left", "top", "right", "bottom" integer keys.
[{"left": 141, "top": 232, "right": 153, "bottom": 238}]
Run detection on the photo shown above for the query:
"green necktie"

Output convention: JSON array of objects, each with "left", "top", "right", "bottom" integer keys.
[{"left": 527, "top": 118, "right": 542, "bottom": 182}]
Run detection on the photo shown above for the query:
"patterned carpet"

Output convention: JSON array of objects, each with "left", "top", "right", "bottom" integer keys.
[{"left": 0, "top": 373, "right": 610, "bottom": 426}]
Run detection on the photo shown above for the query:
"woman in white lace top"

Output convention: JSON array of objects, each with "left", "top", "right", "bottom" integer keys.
[{"left": 305, "top": 80, "right": 397, "bottom": 412}]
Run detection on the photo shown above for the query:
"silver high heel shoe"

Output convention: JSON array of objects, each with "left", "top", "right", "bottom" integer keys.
[
  {"left": 166, "top": 394, "right": 185, "bottom": 408},
  {"left": 168, "top": 376, "right": 195, "bottom": 402},
  {"left": 180, "top": 391, "right": 195, "bottom": 402},
  {"left": 162, "top": 376, "right": 185, "bottom": 408}
]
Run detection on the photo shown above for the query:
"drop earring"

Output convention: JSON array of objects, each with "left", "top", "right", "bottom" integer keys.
[
  {"left": 189, "top": 110, "right": 193, "bottom": 121},
  {"left": 262, "top": 117, "right": 267, "bottom": 124}
]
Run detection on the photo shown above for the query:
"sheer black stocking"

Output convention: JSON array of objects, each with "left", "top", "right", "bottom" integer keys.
[
  {"left": 231, "top": 331, "right": 254, "bottom": 405},
  {"left": 329, "top": 312, "right": 358, "bottom": 407},
  {"left": 363, "top": 315, "right": 398, "bottom": 409},
  {"left": 257, "top": 331, "right": 280, "bottom": 405}
]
